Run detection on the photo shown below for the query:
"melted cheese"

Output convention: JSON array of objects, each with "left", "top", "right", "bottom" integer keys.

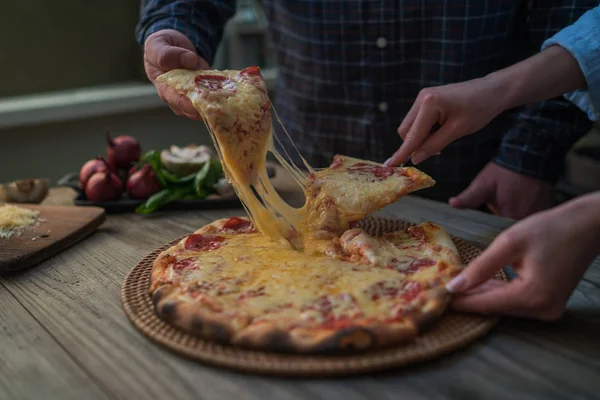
[
  {"left": 157, "top": 68, "right": 434, "bottom": 253},
  {"left": 158, "top": 68, "right": 309, "bottom": 248},
  {"left": 170, "top": 233, "right": 408, "bottom": 328},
  {"left": 0, "top": 204, "right": 40, "bottom": 239}
]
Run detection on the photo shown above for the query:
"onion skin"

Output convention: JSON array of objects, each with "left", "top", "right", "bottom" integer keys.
[
  {"left": 85, "top": 171, "right": 123, "bottom": 202},
  {"left": 127, "top": 164, "right": 162, "bottom": 199},
  {"left": 106, "top": 130, "right": 141, "bottom": 169},
  {"left": 79, "top": 156, "right": 111, "bottom": 189}
]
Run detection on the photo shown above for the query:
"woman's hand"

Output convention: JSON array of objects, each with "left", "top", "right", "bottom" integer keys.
[
  {"left": 385, "top": 77, "right": 505, "bottom": 166},
  {"left": 446, "top": 192, "right": 600, "bottom": 320}
]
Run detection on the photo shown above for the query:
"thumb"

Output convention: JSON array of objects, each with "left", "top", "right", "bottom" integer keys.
[
  {"left": 449, "top": 178, "right": 493, "bottom": 209},
  {"left": 447, "top": 231, "right": 521, "bottom": 293},
  {"left": 147, "top": 36, "right": 200, "bottom": 71}
]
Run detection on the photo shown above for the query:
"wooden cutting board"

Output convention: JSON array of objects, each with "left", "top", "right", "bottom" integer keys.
[{"left": 0, "top": 204, "right": 106, "bottom": 273}]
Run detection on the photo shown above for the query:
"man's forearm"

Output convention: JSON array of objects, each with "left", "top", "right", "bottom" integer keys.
[{"left": 488, "top": 45, "right": 587, "bottom": 113}]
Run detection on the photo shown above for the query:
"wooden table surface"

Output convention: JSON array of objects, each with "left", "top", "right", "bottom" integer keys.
[{"left": 2, "top": 176, "right": 600, "bottom": 400}]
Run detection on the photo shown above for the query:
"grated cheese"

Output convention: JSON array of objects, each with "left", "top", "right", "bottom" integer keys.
[{"left": 0, "top": 204, "right": 40, "bottom": 239}]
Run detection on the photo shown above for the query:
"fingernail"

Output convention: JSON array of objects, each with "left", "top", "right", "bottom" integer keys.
[
  {"left": 411, "top": 151, "right": 428, "bottom": 165},
  {"left": 446, "top": 275, "right": 466, "bottom": 293},
  {"left": 433, "top": 152, "right": 441, "bottom": 156},
  {"left": 383, "top": 158, "right": 392, "bottom": 166}
]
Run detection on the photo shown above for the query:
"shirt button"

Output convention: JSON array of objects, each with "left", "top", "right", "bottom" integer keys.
[
  {"left": 378, "top": 102, "right": 389, "bottom": 112},
  {"left": 376, "top": 37, "right": 388, "bottom": 48}
]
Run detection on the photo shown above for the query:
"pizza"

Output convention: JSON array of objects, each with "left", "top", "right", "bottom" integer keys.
[
  {"left": 151, "top": 216, "right": 463, "bottom": 353},
  {"left": 301, "top": 155, "right": 434, "bottom": 251},
  {"left": 152, "top": 66, "right": 463, "bottom": 353},
  {"left": 157, "top": 67, "right": 304, "bottom": 247}
]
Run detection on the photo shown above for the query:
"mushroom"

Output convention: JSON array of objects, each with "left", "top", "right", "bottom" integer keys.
[
  {"left": 0, "top": 178, "right": 50, "bottom": 204},
  {"left": 213, "top": 178, "right": 236, "bottom": 198},
  {"left": 160, "top": 144, "right": 214, "bottom": 176}
]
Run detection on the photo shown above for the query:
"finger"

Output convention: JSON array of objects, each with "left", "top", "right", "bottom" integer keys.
[
  {"left": 449, "top": 177, "right": 494, "bottom": 210},
  {"left": 409, "top": 123, "right": 457, "bottom": 164},
  {"left": 157, "top": 84, "right": 200, "bottom": 117},
  {"left": 387, "top": 104, "right": 442, "bottom": 166},
  {"left": 146, "top": 36, "right": 199, "bottom": 71},
  {"left": 451, "top": 279, "right": 544, "bottom": 318},
  {"left": 446, "top": 231, "right": 522, "bottom": 293},
  {"left": 397, "top": 103, "right": 420, "bottom": 140}
]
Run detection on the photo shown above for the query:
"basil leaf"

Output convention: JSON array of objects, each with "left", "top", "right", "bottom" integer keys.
[
  {"left": 161, "top": 168, "right": 197, "bottom": 184},
  {"left": 194, "top": 161, "right": 212, "bottom": 196},
  {"left": 135, "top": 188, "right": 173, "bottom": 214}
]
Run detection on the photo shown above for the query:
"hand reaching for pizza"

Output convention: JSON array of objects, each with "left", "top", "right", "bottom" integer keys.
[
  {"left": 385, "top": 78, "right": 504, "bottom": 166},
  {"left": 144, "top": 29, "right": 210, "bottom": 120},
  {"left": 446, "top": 192, "right": 600, "bottom": 321}
]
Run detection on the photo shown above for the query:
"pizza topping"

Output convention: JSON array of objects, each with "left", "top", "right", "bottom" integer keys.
[
  {"left": 399, "top": 281, "right": 422, "bottom": 302},
  {"left": 386, "top": 255, "right": 417, "bottom": 272},
  {"left": 222, "top": 217, "right": 253, "bottom": 232},
  {"left": 184, "top": 234, "right": 226, "bottom": 251},
  {"left": 408, "top": 226, "right": 426, "bottom": 240},
  {"left": 366, "top": 280, "right": 402, "bottom": 301},
  {"left": 189, "top": 277, "right": 241, "bottom": 297},
  {"left": 330, "top": 155, "right": 344, "bottom": 168},
  {"left": 238, "top": 286, "right": 266, "bottom": 300},
  {"left": 239, "top": 66, "right": 261, "bottom": 77},
  {"left": 347, "top": 162, "right": 405, "bottom": 180},
  {"left": 171, "top": 258, "right": 195, "bottom": 273},
  {"left": 407, "top": 258, "right": 436, "bottom": 273},
  {"left": 194, "top": 74, "right": 231, "bottom": 91}
]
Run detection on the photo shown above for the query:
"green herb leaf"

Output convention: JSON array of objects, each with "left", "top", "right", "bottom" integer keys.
[
  {"left": 135, "top": 188, "right": 174, "bottom": 214},
  {"left": 161, "top": 168, "right": 197, "bottom": 184},
  {"left": 194, "top": 161, "right": 212, "bottom": 196}
]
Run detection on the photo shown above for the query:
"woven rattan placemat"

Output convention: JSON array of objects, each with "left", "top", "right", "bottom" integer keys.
[{"left": 121, "top": 217, "right": 505, "bottom": 377}]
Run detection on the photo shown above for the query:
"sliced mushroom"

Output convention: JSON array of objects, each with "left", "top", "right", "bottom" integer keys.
[
  {"left": 0, "top": 178, "right": 50, "bottom": 204},
  {"left": 160, "top": 144, "right": 214, "bottom": 176},
  {"left": 213, "top": 178, "right": 236, "bottom": 198}
]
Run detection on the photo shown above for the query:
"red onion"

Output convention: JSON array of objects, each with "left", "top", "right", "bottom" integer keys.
[
  {"left": 106, "top": 129, "right": 141, "bottom": 169},
  {"left": 128, "top": 165, "right": 138, "bottom": 176},
  {"left": 85, "top": 171, "right": 123, "bottom": 202},
  {"left": 127, "top": 164, "right": 162, "bottom": 199},
  {"left": 79, "top": 156, "right": 110, "bottom": 189}
]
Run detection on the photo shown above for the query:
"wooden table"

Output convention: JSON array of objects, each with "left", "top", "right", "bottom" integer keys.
[{"left": 2, "top": 182, "right": 600, "bottom": 400}]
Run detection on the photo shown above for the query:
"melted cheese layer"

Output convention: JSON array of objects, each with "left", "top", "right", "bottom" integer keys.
[{"left": 170, "top": 233, "right": 415, "bottom": 327}]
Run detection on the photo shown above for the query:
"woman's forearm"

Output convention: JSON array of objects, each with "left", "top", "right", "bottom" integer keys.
[{"left": 487, "top": 45, "right": 587, "bottom": 113}]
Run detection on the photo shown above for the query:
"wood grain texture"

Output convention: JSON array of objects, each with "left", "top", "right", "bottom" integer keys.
[
  {"left": 0, "top": 282, "right": 110, "bottom": 400},
  {"left": 1, "top": 179, "right": 599, "bottom": 400},
  {"left": 0, "top": 204, "right": 106, "bottom": 272}
]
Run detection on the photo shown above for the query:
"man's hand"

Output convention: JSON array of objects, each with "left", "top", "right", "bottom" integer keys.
[
  {"left": 447, "top": 192, "right": 600, "bottom": 321},
  {"left": 144, "top": 29, "right": 210, "bottom": 120},
  {"left": 386, "top": 78, "right": 505, "bottom": 166},
  {"left": 449, "top": 162, "right": 555, "bottom": 220}
]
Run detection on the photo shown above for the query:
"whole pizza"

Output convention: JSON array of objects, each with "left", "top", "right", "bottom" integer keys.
[{"left": 150, "top": 67, "right": 465, "bottom": 353}]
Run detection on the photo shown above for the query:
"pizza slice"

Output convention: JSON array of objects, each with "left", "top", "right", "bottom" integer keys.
[
  {"left": 299, "top": 155, "right": 435, "bottom": 253},
  {"left": 157, "top": 67, "right": 305, "bottom": 248},
  {"left": 157, "top": 67, "right": 270, "bottom": 186},
  {"left": 338, "top": 221, "right": 463, "bottom": 284}
]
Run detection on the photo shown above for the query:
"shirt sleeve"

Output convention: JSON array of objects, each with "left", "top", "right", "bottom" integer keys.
[
  {"left": 135, "top": 0, "right": 236, "bottom": 65},
  {"left": 493, "top": 1, "right": 596, "bottom": 183},
  {"left": 541, "top": 6, "right": 600, "bottom": 122}
]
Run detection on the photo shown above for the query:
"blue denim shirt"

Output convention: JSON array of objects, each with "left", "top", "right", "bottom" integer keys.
[{"left": 542, "top": 6, "right": 600, "bottom": 122}]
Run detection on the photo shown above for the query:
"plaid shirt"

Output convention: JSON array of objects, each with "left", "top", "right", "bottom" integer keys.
[{"left": 136, "top": 0, "right": 595, "bottom": 201}]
